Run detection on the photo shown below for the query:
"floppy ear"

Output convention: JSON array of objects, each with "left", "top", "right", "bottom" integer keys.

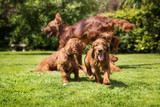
[
  {"left": 114, "top": 56, "right": 118, "bottom": 62},
  {"left": 75, "top": 42, "right": 80, "bottom": 53},
  {"left": 91, "top": 42, "right": 95, "bottom": 59},
  {"left": 75, "top": 40, "right": 86, "bottom": 54},
  {"left": 80, "top": 41, "right": 86, "bottom": 51},
  {"left": 55, "top": 13, "right": 62, "bottom": 24},
  {"left": 91, "top": 49, "right": 95, "bottom": 59},
  {"left": 111, "top": 55, "right": 118, "bottom": 62}
]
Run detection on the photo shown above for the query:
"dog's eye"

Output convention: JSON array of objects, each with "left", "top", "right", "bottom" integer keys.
[{"left": 103, "top": 44, "right": 106, "bottom": 46}]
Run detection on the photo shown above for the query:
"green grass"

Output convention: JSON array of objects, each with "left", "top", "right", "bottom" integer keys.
[{"left": 0, "top": 51, "right": 160, "bottom": 107}]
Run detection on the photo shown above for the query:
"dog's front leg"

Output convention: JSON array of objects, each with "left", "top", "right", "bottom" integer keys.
[
  {"left": 94, "top": 68, "right": 103, "bottom": 84},
  {"left": 72, "top": 67, "right": 79, "bottom": 81},
  {"left": 77, "top": 54, "right": 82, "bottom": 65},
  {"left": 103, "top": 67, "right": 111, "bottom": 85},
  {"left": 60, "top": 69, "right": 69, "bottom": 84}
]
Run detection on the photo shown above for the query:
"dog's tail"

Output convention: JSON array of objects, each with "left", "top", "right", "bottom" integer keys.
[
  {"left": 104, "top": 18, "right": 135, "bottom": 31},
  {"left": 113, "top": 18, "right": 135, "bottom": 31}
]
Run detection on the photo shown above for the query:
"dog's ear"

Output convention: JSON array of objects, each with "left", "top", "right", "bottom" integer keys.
[
  {"left": 75, "top": 40, "right": 86, "bottom": 53},
  {"left": 55, "top": 13, "right": 62, "bottom": 24},
  {"left": 91, "top": 42, "right": 95, "bottom": 59},
  {"left": 114, "top": 56, "right": 118, "bottom": 62},
  {"left": 110, "top": 55, "right": 118, "bottom": 62},
  {"left": 91, "top": 48, "right": 95, "bottom": 59}
]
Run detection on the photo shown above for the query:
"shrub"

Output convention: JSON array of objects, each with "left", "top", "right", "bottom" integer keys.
[
  {"left": 103, "top": 1, "right": 160, "bottom": 53},
  {"left": 9, "top": 0, "right": 100, "bottom": 50}
]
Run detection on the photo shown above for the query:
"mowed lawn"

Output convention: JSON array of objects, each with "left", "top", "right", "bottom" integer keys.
[{"left": 0, "top": 51, "right": 160, "bottom": 107}]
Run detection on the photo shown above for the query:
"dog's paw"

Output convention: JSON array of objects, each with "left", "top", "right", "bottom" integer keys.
[
  {"left": 89, "top": 75, "right": 94, "bottom": 79},
  {"left": 63, "top": 83, "right": 68, "bottom": 86},
  {"left": 103, "top": 80, "right": 111, "bottom": 85}
]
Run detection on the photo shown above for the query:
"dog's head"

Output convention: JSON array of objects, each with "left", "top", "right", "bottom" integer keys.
[
  {"left": 64, "top": 38, "right": 86, "bottom": 55},
  {"left": 109, "top": 54, "right": 118, "bottom": 62},
  {"left": 92, "top": 38, "right": 109, "bottom": 61},
  {"left": 42, "top": 13, "right": 62, "bottom": 38}
]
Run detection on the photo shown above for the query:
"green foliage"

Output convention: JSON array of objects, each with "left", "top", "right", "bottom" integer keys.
[
  {"left": 2, "top": 0, "right": 160, "bottom": 52},
  {"left": 9, "top": 0, "right": 100, "bottom": 50},
  {"left": 104, "top": 0, "right": 160, "bottom": 53},
  {"left": 0, "top": 51, "right": 160, "bottom": 106}
]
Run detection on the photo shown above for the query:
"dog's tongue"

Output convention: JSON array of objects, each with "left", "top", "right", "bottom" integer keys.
[
  {"left": 47, "top": 32, "right": 53, "bottom": 38},
  {"left": 98, "top": 54, "right": 104, "bottom": 61}
]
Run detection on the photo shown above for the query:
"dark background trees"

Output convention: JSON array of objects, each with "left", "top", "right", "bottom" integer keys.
[{"left": 0, "top": 0, "right": 160, "bottom": 52}]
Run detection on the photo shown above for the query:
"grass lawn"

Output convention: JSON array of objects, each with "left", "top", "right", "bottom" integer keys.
[{"left": 0, "top": 51, "right": 160, "bottom": 107}]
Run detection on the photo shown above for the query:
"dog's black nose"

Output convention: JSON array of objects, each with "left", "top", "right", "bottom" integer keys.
[{"left": 98, "top": 49, "right": 102, "bottom": 53}]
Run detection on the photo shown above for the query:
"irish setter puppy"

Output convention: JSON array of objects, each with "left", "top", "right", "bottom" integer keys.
[
  {"left": 77, "top": 54, "right": 122, "bottom": 75},
  {"left": 42, "top": 13, "right": 134, "bottom": 63},
  {"left": 84, "top": 38, "right": 110, "bottom": 85},
  {"left": 109, "top": 54, "right": 122, "bottom": 73},
  {"left": 33, "top": 38, "right": 86, "bottom": 84}
]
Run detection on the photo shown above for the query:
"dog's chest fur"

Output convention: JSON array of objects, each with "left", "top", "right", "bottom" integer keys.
[
  {"left": 57, "top": 51, "right": 76, "bottom": 71},
  {"left": 93, "top": 60, "right": 106, "bottom": 68},
  {"left": 63, "top": 57, "right": 76, "bottom": 71}
]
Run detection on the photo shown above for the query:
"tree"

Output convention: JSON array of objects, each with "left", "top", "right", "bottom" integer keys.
[{"left": 8, "top": 0, "right": 101, "bottom": 50}]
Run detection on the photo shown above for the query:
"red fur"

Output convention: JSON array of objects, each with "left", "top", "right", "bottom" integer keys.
[{"left": 42, "top": 13, "right": 134, "bottom": 63}]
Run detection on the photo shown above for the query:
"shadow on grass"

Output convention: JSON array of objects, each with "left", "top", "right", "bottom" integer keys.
[
  {"left": 69, "top": 76, "right": 95, "bottom": 83},
  {"left": 70, "top": 76, "right": 128, "bottom": 88},
  {"left": 109, "top": 79, "right": 128, "bottom": 89},
  {"left": 119, "top": 63, "right": 160, "bottom": 69},
  {"left": 79, "top": 76, "right": 95, "bottom": 82}
]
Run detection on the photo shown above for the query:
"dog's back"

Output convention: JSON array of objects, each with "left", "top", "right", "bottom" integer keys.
[{"left": 34, "top": 52, "right": 58, "bottom": 72}]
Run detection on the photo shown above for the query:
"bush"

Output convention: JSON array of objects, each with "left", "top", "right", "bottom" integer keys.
[
  {"left": 9, "top": 0, "right": 100, "bottom": 50},
  {"left": 103, "top": 1, "right": 160, "bottom": 53},
  {"left": 8, "top": 0, "right": 160, "bottom": 52}
]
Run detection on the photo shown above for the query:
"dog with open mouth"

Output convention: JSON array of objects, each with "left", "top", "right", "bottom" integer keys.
[
  {"left": 42, "top": 13, "right": 134, "bottom": 65},
  {"left": 84, "top": 38, "right": 111, "bottom": 85}
]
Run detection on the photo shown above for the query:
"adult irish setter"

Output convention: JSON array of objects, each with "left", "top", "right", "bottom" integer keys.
[{"left": 42, "top": 13, "right": 134, "bottom": 64}]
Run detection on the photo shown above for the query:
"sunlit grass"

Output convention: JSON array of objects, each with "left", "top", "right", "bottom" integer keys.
[{"left": 0, "top": 51, "right": 160, "bottom": 106}]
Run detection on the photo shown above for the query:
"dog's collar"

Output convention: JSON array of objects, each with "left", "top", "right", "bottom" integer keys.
[{"left": 64, "top": 48, "right": 72, "bottom": 57}]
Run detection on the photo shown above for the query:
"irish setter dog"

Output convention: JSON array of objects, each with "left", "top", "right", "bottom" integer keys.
[
  {"left": 78, "top": 54, "right": 122, "bottom": 75},
  {"left": 84, "top": 38, "right": 110, "bottom": 85},
  {"left": 109, "top": 54, "right": 122, "bottom": 73},
  {"left": 42, "top": 13, "right": 134, "bottom": 64},
  {"left": 33, "top": 38, "right": 86, "bottom": 84}
]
